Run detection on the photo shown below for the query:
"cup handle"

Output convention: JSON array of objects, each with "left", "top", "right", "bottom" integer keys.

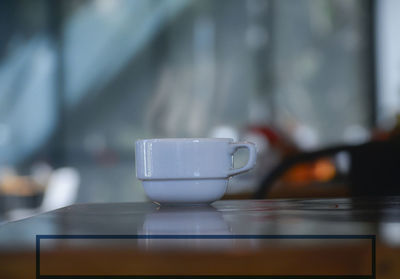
[{"left": 227, "top": 142, "right": 257, "bottom": 177}]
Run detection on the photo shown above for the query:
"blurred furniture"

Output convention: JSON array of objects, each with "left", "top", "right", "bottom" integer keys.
[
  {"left": 255, "top": 139, "right": 400, "bottom": 199},
  {"left": 5, "top": 168, "right": 80, "bottom": 221},
  {"left": 0, "top": 197, "right": 399, "bottom": 278},
  {"left": 0, "top": 174, "right": 45, "bottom": 217}
]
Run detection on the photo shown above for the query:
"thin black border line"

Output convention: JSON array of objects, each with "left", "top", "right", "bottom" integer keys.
[
  {"left": 37, "top": 234, "right": 376, "bottom": 239},
  {"left": 36, "top": 233, "right": 41, "bottom": 279},
  {"left": 371, "top": 236, "right": 376, "bottom": 279},
  {"left": 36, "top": 234, "right": 376, "bottom": 279},
  {"left": 37, "top": 276, "right": 372, "bottom": 279}
]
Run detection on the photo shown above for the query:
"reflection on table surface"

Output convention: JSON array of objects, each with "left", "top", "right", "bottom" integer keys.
[
  {"left": 1, "top": 197, "right": 400, "bottom": 246},
  {"left": 0, "top": 197, "right": 399, "bottom": 278}
]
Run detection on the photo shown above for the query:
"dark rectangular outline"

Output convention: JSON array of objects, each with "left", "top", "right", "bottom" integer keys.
[{"left": 36, "top": 235, "right": 376, "bottom": 279}]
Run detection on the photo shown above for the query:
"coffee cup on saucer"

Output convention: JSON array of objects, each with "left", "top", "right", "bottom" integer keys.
[{"left": 135, "top": 138, "right": 256, "bottom": 204}]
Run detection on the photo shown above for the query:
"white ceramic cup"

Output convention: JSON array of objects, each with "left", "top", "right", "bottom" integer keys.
[{"left": 135, "top": 138, "right": 257, "bottom": 203}]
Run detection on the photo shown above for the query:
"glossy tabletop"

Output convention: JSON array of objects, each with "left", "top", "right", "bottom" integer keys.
[{"left": 0, "top": 197, "right": 399, "bottom": 278}]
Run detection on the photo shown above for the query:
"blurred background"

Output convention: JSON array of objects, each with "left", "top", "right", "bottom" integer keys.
[{"left": 0, "top": 0, "right": 399, "bottom": 220}]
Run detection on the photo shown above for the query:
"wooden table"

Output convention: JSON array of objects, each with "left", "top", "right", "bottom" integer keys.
[{"left": 0, "top": 197, "right": 400, "bottom": 278}]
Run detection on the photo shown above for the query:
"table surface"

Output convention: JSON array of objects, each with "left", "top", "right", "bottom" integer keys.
[{"left": 1, "top": 197, "right": 400, "bottom": 278}]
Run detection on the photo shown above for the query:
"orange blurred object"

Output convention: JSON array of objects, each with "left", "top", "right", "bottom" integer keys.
[
  {"left": 313, "top": 159, "right": 336, "bottom": 182},
  {"left": 282, "top": 158, "right": 336, "bottom": 187}
]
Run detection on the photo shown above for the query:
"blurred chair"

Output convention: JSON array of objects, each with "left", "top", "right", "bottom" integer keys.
[
  {"left": 6, "top": 167, "right": 80, "bottom": 221},
  {"left": 254, "top": 139, "right": 400, "bottom": 198}
]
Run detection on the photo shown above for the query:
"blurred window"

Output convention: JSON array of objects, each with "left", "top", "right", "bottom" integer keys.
[{"left": 0, "top": 0, "right": 377, "bottom": 202}]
